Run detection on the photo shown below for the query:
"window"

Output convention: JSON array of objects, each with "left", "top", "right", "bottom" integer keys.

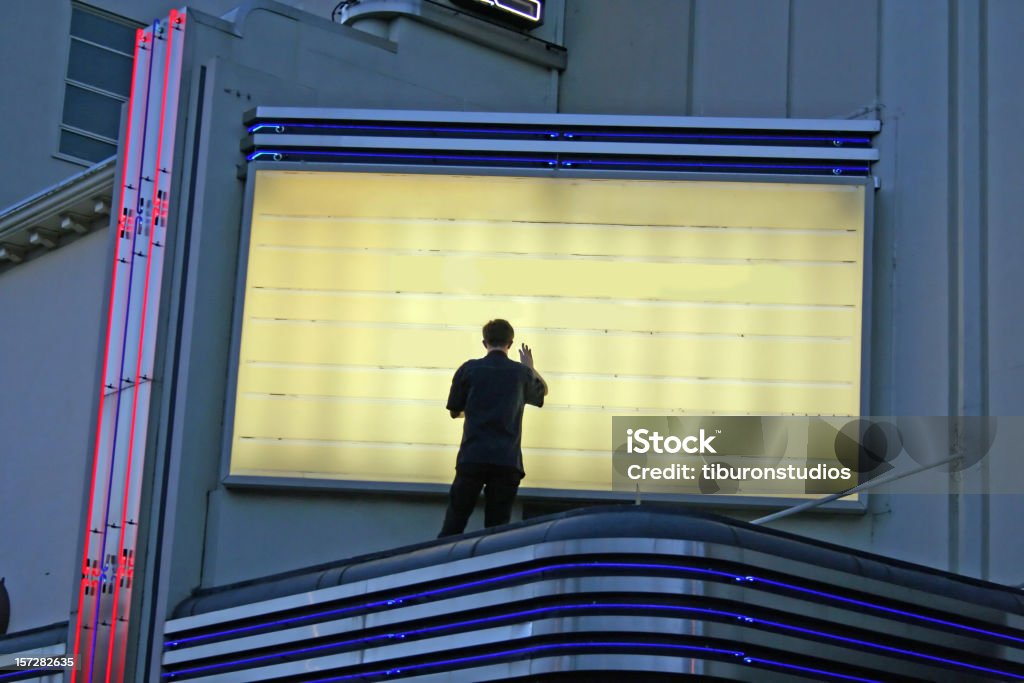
[{"left": 59, "top": 4, "right": 139, "bottom": 164}]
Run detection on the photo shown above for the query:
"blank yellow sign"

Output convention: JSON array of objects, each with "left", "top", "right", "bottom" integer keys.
[{"left": 229, "top": 170, "right": 866, "bottom": 492}]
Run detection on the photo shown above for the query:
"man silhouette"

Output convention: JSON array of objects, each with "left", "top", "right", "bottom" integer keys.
[{"left": 438, "top": 319, "right": 548, "bottom": 537}]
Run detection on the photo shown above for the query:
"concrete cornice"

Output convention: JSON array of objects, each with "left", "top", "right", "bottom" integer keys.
[{"left": 0, "top": 157, "right": 115, "bottom": 268}]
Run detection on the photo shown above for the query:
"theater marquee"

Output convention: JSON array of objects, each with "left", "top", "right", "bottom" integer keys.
[{"left": 223, "top": 168, "right": 868, "bottom": 497}]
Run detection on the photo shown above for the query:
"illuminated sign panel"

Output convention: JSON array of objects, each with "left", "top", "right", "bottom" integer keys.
[
  {"left": 451, "top": 0, "right": 543, "bottom": 27},
  {"left": 227, "top": 170, "right": 865, "bottom": 493}
]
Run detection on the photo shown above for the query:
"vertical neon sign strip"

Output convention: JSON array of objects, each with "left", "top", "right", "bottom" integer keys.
[
  {"left": 71, "top": 9, "right": 186, "bottom": 682},
  {"left": 106, "top": 7, "right": 188, "bottom": 679},
  {"left": 71, "top": 22, "right": 152, "bottom": 683},
  {"left": 85, "top": 22, "right": 154, "bottom": 672},
  {"left": 105, "top": 11, "right": 185, "bottom": 682}
]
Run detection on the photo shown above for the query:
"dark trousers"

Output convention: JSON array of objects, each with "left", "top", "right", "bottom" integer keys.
[{"left": 438, "top": 463, "right": 521, "bottom": 537}]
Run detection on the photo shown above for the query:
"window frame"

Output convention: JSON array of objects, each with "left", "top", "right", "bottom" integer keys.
[{"left": 55, "top": 2, "right": 141, "bottom": 166}]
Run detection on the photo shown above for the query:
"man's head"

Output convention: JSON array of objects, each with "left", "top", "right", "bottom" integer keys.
[{"left": 482, "top": 319, "right": 514, "bottom": 351}]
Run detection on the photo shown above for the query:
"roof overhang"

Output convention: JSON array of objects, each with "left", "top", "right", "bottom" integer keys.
[{"left": 0, "top": 157, "right": 116, "bottom": 271}]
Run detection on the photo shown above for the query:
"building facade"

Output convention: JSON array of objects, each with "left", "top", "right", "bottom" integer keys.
[{"left": 1, "top": 0, "right": 1023, "bottom": 680}]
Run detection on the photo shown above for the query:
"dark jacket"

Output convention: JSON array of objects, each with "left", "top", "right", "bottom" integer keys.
[{"left": 446, "top": 350, "right": 546, "bottom": 476}]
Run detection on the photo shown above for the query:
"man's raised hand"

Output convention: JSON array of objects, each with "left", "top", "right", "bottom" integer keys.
[{"left": 518, "top": 343, "right": 534, "bottom": 369}]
